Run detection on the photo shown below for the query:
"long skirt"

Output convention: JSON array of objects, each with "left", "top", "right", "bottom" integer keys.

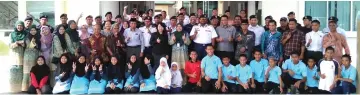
[
  {"left": 70, "top": 75, "right": 89, "bottom": 94},
  {"left": 140, "top": 75, "right": 157, "bottom": 92},
  {"left": 88, "top": 79, "right": 108, "bottom": 94},
  {"left": 22, "top": 48, "right": 39, "bottom": 91}
]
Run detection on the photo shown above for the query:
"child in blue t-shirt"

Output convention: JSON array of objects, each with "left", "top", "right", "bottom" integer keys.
[
  {"left": 264, "top": 57, "right": 283, "bottom": 94},
  {"left": 249, "top": 50, "right": 268, "bottom": 93},
  {"left": 306, "top": 57, "right": 319, "bottom": 94},
  {"left": 235, "top": 54, "right": 255, "bottom": 94},
  {"left": 331, "top": 54, "right": 357, "bottom": 94}
]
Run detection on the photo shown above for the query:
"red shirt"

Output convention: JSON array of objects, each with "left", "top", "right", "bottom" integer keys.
[{"left": 184, "top": 60, "right": 201, "bottom": 83}]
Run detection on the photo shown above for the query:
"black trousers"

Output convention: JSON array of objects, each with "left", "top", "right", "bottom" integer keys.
[
  {"left": 28, "top": 85, "right": 52, "bottom": 94},
  {"left": 157, "top": 87, "right": 170, "bottom": 94},
  {"left": 123, "top": 87, "right": 139, "bottom": 93},
  {"left": 237, "top": 83, "right": 255, "bottom": 94},
  {"left": 223, "top": 82, "right": 238, "bottom": 93},
  {"left": 215, "top": 51, "right": 235, "bottom": 65},
  {"left": 183, "top": 82, "right": 201, "bottom": 93},
  {"left": 307, "top": 87, "right": 320, "bottom": 94},
  {"left": 281, "top": 72, "right": 305, "bottom": 94},
  {"left": 143, "top": 46, "right": 153, "bottom": 57},
  {"left": 194, "top": 43, "right": 211, "bottom": 60},
  {"left": 105, "top": 87, "right": 122, "bottom": 94},
  {"left": 306, "top": 50, "right": 323, "bottom": 66},
  {"left": 201, "top": 78, "right": 221, "bottom": 93},
  {"left": 152, "top": 53, "right": 166, "bottom": 70},
  {"left": 264, "top": 82, "right": 281, "bottom": 94},
  {"left": 254, "top": 80, "right": 266, "bottom": 93}
]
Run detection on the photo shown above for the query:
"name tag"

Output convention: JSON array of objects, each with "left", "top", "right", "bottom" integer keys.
[{"left": 177, "top": 43, "right": 180, "bottom": 47}]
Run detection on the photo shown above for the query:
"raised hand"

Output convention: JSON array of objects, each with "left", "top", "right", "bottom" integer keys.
[
  {"left": 85, "top": 64, "right": 89, "bottom": 72},
  {"left": 72, "top": 62, "right": 76, "bottom": 72},
  {"left": 99, "top": 64, "right": 103, "bottom": 71},
  {"left": 92, "top": 65, "right": 97, "bottom": 71}
]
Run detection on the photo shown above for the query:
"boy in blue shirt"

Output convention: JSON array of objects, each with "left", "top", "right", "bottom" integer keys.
[
  {"left": 306, "top": 57, "right": 319, "bottom": 94},
  {"left": 264, "top": 57, "right": 283, "bottom": 94},
  {"left": 220, "top": 56, "right": 237, "bottom": 93},
  {"left": 331, "top": 54, "right": 357, "bottom": 94},
  {"left": 200, "top": 45, "right": 222, "bottom": 93},
  {"left": 249, "top": 49, "right": 268, "bottom": 93},
  {"left": 281, "top": 51, "right": 307, "bottom": 94},
  {"left": 235, "top": 54, "right": 254, "bottom": 93}
]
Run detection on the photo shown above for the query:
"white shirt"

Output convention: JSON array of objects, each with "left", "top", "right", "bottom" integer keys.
[
  {"left": 167, "top": 25, "right": 177, "bottom": 33},
  {"left": 322, "top": 27, "right": 346, "bottom": 37},
  {"left": 155, "top": 58, "right": 172, "bottom": 89},
  {"left": 305, "top": 31, "right": 324, "bottom": 52},
  {"left": 190, "top": 24, "right": 218, "bottom": 44},
  {"left": 125, "top": 15, "right": 142, "bottom": 22},
  {"left": 248, "top": 25, "right": 265, "bottom": 46},
  {"left": 183, "top": 15, "right": 190, "bottom": 25},
  {"left": 318, "top": 60, "right": 337, "bottom": 91},
  {"left": 139, "top": 26, "right": 157, "bottom": 47}
]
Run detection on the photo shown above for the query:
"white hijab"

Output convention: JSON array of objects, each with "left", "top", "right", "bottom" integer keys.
[
  {"left": 155, "top": 57, "right": 172, "bottom": 88},
  {"left": 171, "top": 62, "right": 183, "bottom": 87}
]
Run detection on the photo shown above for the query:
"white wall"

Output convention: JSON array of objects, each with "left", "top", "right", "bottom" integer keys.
[
  {"left": 100, "top": 1, "right": 119, "bottom": 21},
  {"left": 261, "top": 1, "right": 301, "bottom": 26}
]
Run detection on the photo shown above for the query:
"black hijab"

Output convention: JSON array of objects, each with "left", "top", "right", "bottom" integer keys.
[
  {"left": 26, "top": 26, "right": 41, "bottom": 50},
  {"left": 126, "top": 54, "right": 140, "bottom": 76},
  {"left": 66, "top": 20, "right": 80, "bottom": 42},
  {"left": 55, "top": 25, "right": 67, "bottom": 51},
  {"left": 75, "top": 54, "right": 87, "bottom": 77},
  {"left": 140, "top": 55, "right": 153, "bottom": 79},
  {"left": 30, "top": 56, "right": 50, "bottom": 83},
  {"left": 92, "top": 56, "right": 105, "bottom": 81},
  {"left": 107, "top": 56, "right": 123, "bottom": 82},
  {"left": 59, "top": 54, "right": 72, "bottom": 82}
]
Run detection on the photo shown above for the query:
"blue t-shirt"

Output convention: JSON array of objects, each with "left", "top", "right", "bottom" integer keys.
[
  {"left": 222, "top": 64, "right": 237, "bottom": 83},
  {"left": 235, "top": 64, "right": 252, "bottom": 84},
  {"left": 249, "top": 59, "right": 269, "bottom": 82},
  {"left": 340, "top": 65, "right": 357, "bottom": 87},
  {"left": 266, "top": 66, "right": 282, "bottom": 84},
  {"left": 282, "top": 59, "right": 307, "bottom": 79},
  {"left": 306, "top": 66, "right": 319, "bottom": 87},
  {"left": 201, "top": 55, "right": 223, "bottom": 79}
]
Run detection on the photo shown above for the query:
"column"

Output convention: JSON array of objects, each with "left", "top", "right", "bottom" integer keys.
[
  {"left": 100, "top": 1, "right": 119, "bottom": 21},
  {"left": 357, "top": 18, "right": 360, "bottom": 94},
  {"left": 17, "top": 1, "right": 27, "bottom": 21},
  {"left": 217, "top": 1, "right": 224, "bottom": 16},
  {"left": 247, "top": 1, "right": 256, "bottom": 18},
  {"left": 54, "top": 0, "right": 66, "bottom": 25},
  {"left": 192, "top": 1, "right": 197, "bottom": 13},
  {"left": 175, "top": 1, "right": 183, "bottom": 14}
]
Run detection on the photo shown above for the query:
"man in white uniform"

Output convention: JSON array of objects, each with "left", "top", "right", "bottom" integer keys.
[{"left": 139, "top": 16, "right": 157, "bottom": 56}]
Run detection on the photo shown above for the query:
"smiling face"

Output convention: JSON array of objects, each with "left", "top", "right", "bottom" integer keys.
[
  {"left": 17, "top": 24, "right": 24, "bottom": 31},
  {"left": 171, "top": 64, "right": 177, "bottom": 71},
  {"left": 30, "top": 28, "right": 37, "bottom": 35},
  {"left": 94, "top": 58, "right": 101, "bottom": 65},
  {"left": 59, "top": 26, "right": 65, "bottom": 34},
  {"left": 144, "top": 57, "right": 150, "bottom": 65},
  {"left": 78, "top": 56, "right": 86, "bottom": 64},
  {"left": 130, "top": 55, "right": 137, "bottom": 63},
  {"left": 60, "top": 55, "right": 68, "bottom": 64},
  {"left": 176, "top": 24, "right": 183, "bottom": 31},
  {"left": 37, "top": 57, "right": 45, "bottom": 65},
  {"left": 111, "top": 57, "right": 118, "bottom": 65}
]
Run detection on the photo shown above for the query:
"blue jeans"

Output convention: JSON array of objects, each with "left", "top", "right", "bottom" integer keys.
[
  {"left": 331, "top": 81, "right": 356, "bottom": 94},
  {"left": 170, "top": 87, "right": 182, "bottom": 93},
  {"left": 194, "top": 43, "right": 211, "bottom": 60}
]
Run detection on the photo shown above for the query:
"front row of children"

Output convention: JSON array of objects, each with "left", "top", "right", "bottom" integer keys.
[{"left": 27, "top": 46, "right": 357, "bottom": 94}]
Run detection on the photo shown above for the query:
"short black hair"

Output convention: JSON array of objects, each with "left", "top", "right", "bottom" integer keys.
[
  {"left": 199, "top": 15, "right": 207, "bottom": 19},
  {"left": 25, "top": 16, "right": 33, "bottom": 21},
  {"left": 180, "top": 7, "right": 186, "bottom": 10},
  {"left": 221, "top": 15, "right": 228, "bottom": 19},
  {"left": 115, "top": 15, "right": 122, "bottom": 19},
  {"left": 239, "top": 54, "right": 247, "bottom": 59},
  {"left": 288, "top": 18, "right": 297, "bottom": 24},
  {"left": 190, "top": 13, "right": 196, "bottom": 17},
  {"left": 325, "top": 46, "right": 335, "bottom": 52},
  {"left": 287, "top": 11, "right": 295, "bottom": 16},
  {"left": 144, "top": 16, "right": 152, "bottom": 21},
  {"left": 234, "top": 15, "right": 241, "bottom": 18},
  {"left": 95, "top": 16, "right": 101, "bottom": 19},
  {"left": 105, "top": 12, "right": 112, "bottom": 16},
  {"left": 178, "top": 13, "right": 184, "bottom": 17},
  {"left": 225, "top": 10, "right": 230, "bottom": 13},
  {"left": 212, "top": 8, "right": 218, "bottom": 11},
  {"left": 268, "top": 20, "right": 277, "bottom": 26},
  {"left": 342, "top": 54, "right": 352, "bottom": 61},
  {"left": 206, "top": 45, "right": 214, "bottom": 49},
  {"left": 86, "top": 15, "right": 93, "bottom": 19},
  {"left": 311, "top": 20, "right": 320, "bottom": 25},
  {"left": 60, "top": 13, "right": 67, "bottom": 18},
  {"left": 265, "top": 15, "right": 273, "bottom": 20},
  {"left": 290, "top": 51, "right": 300, "bottom": 56},
  {"left": 170, "top": 16, "right": 177, "bottom": 20},
  {"left": 154, "top": 15, "right": 161, "bottom": 19},
  {"left": 241, "top": 19, "right": 248, "bottom": 24},
  {"left": 249, "top": 15, "right": 257, "bottom": 20},
  {"left": 222, "top": 56, "right": 230, "bottom": 60},
  {"left": 129, "top": 18, "right": 138, "bottom": 22},
  {"left": 252, "top": 49, "right": 261, "bottom": 54}
]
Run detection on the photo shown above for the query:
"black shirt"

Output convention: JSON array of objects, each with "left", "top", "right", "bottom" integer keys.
[
  {"left": 264, "top": 26, "right": 270, "bottom": 31},
  {"left": 277, "top": 26, "right": 289, "bottom": 34},
  {"left": 298, "top": 26, "right": 312, "bottom": 34},
  {"left": 150, "top": 32, "right": 169, "bottom": 55}
]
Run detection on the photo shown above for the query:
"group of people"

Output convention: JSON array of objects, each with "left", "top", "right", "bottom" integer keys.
[{"left": 8, "top": 6, "right": 356, "bottom": 94}]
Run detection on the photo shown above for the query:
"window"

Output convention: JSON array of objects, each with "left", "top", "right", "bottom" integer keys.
[
  {"left": 305, "top": 1, "right": 353, "bottom": 32},
  {"left": 353, "top": 1, "right": 360, "bottom": 31},
  {"left": 0, "top": 1, "right": 18, "bottom": 29},
  {"left": 26, "top": 1, "right": 55, "bottom": 27}
]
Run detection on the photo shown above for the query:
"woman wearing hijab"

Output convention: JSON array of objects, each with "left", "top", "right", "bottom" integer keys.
[
  {"left": 155, "top": 57, "right": 172, "bottom": 94},
  {"left": 52, "top": 25, "right": 76, "bottom": 64},
  {"left": 9, "top": 21, "right": 26, "bottom": 92},
  {"left": 52, "top": 54, "right": 74, "bottom": 94},
  {"left": 170, "top": 62, "right": 183, "bottom": 93},
  {"left": 79, "top": 25, "right": 91, "bottom": 40},
  {"left": 150, "top": 24, "right": 170, "bottom": 70},
  {"left": 70, "top": 54, "right": 91, "bottom": 94},
  {"left": 22, "top": 25, "right": 41, "bottom": 91},
  {"left": 40, "top": 26, "right": 56, "bottom": 86},
  {"left": 88, "top": 56, "right": 107, "bottom": 94},
  {"left": 139, "top": 55, "right": 156, "bottom": 93},
  {"left": 66, "top": 20, "right": 81, "bottom": 50},
  {"left": 105, "top": 56, "right": 125, "bottom": 94},
  {"left": 28, "top": 56, "right": 52, "bottom": 94},
  {"left": 123, "top": 54, "right": 141, "bottom": 93}
]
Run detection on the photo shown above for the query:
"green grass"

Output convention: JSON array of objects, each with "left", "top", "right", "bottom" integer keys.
[{"left": 0, "top": 41, "right": 9, "bottom": 56}]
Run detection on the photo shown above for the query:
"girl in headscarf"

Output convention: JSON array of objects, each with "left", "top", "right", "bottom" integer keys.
[
  {"left": 22, "top": 25, "right": 41, "bottom": 91},
  {"left": 9, "top": 21, "right": 26, "bottom": 92},
  {"left": 52, "top": 54, "right": 74, "bottom": 94},
  {"left": 40, "top": 26, "right": 55, "bottom": 86},
  {"left": 155, "top": 57, "right": 172, "bottom": 94},
  {"left": 70, "top": 54, "right": 90, "bottom": 94},
  {"left": 66, "top": 20, "right": 80, "bottom": 49},
  {"left": 123, "top": 54, "right": 141, "bottom": 93},
  {"left": 88, "top": 56, "right": 107, "bottom": 94},
  {"left": 105, "top": 56, "right": 125, "bottom": 94},
  {"left": 170, "top": 62, "right": 183, "bottom": 93},
  {"left": 150, "top": 24, "right": 170, "bottom": 70},
  {"left": 27, "top": 56, "right": 51, "bottom": 94},
  {"left": 52, "top": 25, "right": 76, "bottom": 64},
  {"left": 139, "top": 55, "right": 156, "bottom": 93},
  {"left": 79, "top": 25, "right": 90, "bottom": 40}
]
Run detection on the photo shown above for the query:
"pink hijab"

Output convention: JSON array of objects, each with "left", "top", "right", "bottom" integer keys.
[{"left": 40, "top": 26, "right": 53, "bottom": 46}]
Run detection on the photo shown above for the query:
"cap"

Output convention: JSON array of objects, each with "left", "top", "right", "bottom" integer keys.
[
  {"left": 287, "top": 11, "right": 295, "bottom": 16},
  {"left": 328, "top": 16, "right": 338, "bottom": 22},
  {"left": 303, "top": 16, "right": 312, "bottom": 21},
  {"left": 280, "top": 17, "right": 287, "bottom": 21},
  {"left": 60, "top": 13, "right": 67, "bottom": 18},
  {"left": 249, "top": 15, "right": 257, "bottom": 19},
  {"left": 105, "top": 12, "right": 112, "bottom": 16},
  {"left": 115, "top": 15, "right": 122, "bottom": 19},
  {"left": 39, "top": 14, "right": 48, "bottom": 19},
  {"left": 265, "top": 15, "right": 273, "bottom": 20},
  {"left": 144, "top": 16, "right": 152, "bottom": 21},
  {"left": 25, "top": 16, "right": 33, "bottom": 21},
  {"left": 241, "top": 19, "right": 248, "bottom": 24},
  {"left": 210, "top": 16, "right": 218, "bottom": 20}
]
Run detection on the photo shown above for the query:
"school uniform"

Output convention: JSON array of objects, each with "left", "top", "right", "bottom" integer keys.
[
  {"left": 123, "top": 66, "right": 141, "bottom": 93},
  {"left": 331, "top": 65, "right": 357, "bottom": 94},
  {"left": 155, "top": 58, "right": 172, "bottom": 94},
  {"left": 200, "top": 55, "right": 222, "bottom": 93},
  {"left": 88, "top": 66, "right": 107, "bottom": 94},
  {"left": 305, "top": 31, "right": 324, "bottom": 63},
  {"left": 190, "top": 24, "right": 218, "bottom": 60},
  {"left": 52, "top": 72, "right": 74, "bottom": 94},
  {"left": 264, "top": 66, "right": 282, "bottom": 94},
  {"left": 222, "top": 64, "right": 237, "bottom": 93},
  {"left": 317, "top": 59, "right": 339, "bottom": 93},
  {"left": 139, "top": 64, "right": 156, "bottom": 93},
  {"left": 306, "top": 66, "right": 319, "bottom": 94},
  {"left": 281, "top": 59, "right": 307, "bottom": 94},
  {"left": 139, "top": 26, "right": 157, "bottom": 56},
  {"left": 249, "top": 59, "right": 269, "bottom": 93},
  {"left": 235, "top": 64, "right": 254, "bottom": 94}
]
